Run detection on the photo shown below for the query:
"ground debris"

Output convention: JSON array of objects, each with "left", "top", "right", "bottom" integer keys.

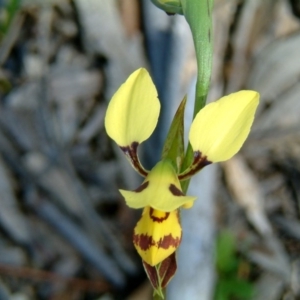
[{"left": 0, "top": 0, "right": 300, "bottom": 299}]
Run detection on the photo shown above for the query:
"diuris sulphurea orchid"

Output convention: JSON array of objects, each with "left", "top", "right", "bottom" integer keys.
[{"left": 105, "top": 68, "right": 259, "bottom": 267}]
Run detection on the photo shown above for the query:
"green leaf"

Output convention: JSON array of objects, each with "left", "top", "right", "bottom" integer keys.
[
  {"left": 215, "top": 278, "right": 254, "bottom": 300},
  {"left": 216, "top": 230, "right": 238, "bottom": 274},
  {"left": 161, "top": 96, "right": 187, "bottom": 172},
  {"left": 229, "top": 278, "right": 254, "bottom": 299},
  {"left": 151, "top": 0, "right": 183, "bottom": 14},
  {"left": 0, "top": 0, "right": 21, "bottom": 40},
  {"left": 0, "top": 75, "right": 12, "bottom": 94},
  {"left": 214, "top": 280, "right": 229, "bottom": 300}
]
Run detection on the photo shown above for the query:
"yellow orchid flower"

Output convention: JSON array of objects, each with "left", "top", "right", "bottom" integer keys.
[{"left": 105, "top": 68, "right": 259, "bottom": 266}]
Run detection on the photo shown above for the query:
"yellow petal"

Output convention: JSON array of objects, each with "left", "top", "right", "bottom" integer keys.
[
  {"left": 133, "top": 207, "right": 182, "bottom": 266},
  {"left": 104, "top": 68, "right": 160, "bottom": 147},
  {"left": 189, "top": 91, "right": 259, "bottom": 162},
  {"left": 181, "top": 200, "right": 194, "bottom": 209},
  {"left": 120, "top": 160, "right": 197, "bottom": 211}
]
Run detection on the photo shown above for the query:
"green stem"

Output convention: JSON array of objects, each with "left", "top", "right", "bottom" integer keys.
[
  {"left": 180, "top": 0, "right": 214, "bottom": 193},
  {"left": 153, "top": 291, "right": 165, "bottom": 300},
  {"left": 183, "top": 0, "right": 214, "bottom": 115}
]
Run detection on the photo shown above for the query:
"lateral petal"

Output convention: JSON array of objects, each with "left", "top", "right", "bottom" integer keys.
[
  {"left": 189, "top": 91, "right": 259, "bottom": 162},
  {"left": 105, "top": 68, "right": 160, "bottom": 147}
]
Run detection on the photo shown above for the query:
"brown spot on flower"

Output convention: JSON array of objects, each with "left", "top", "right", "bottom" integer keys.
[
  {"left": 133, "top": 233, "right": 155, "bottom": 251},
  {"left": 178, "top": 151, "right": 211, "bottom": 180},
  {"left": 134, "top": 181, "right": 149, "bottom": 193},
  {"left": 133, "top": 233, "right": 181, "bottom": 251},
  {"left": 157, "top": 234, "right": 181, "bottom": 249},
  {"left": 169, "top": 184, "right": 184, "bottom": 196},
  {"left": 120, "top": 142, "right": 148, "bottom": 177},
  {"left": 120, "top": 142, "right": 139, "bottom": 154},
  {"left": 149, "top": 208, "right": 169, "bottom": 223}
]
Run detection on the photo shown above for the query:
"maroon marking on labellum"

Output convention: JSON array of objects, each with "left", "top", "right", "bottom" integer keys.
[
  {"left": 149, "top": 207, "right": 169, "bottom": 223},
  {"left": 157, "top": 234, "right": 181, "bottom": 249},
  {"left": 120, "top": 142, "right": 148, "bottom": 177},
  {"left": 134, "top": 181, "right": 149, "bottom": 193},
  {"left": 133, "top": 233, "right": 181, "bottom": 251},
  {"left": 169, "top": 184, "right": 184, "bottom": 196},
  {"left": 133, "top": 233, "right": 155, "bottom": 251}
]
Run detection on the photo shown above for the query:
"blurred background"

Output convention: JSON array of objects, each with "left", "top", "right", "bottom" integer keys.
[{"left": 0, "top": 0, "right": 300, "bottom": 299}]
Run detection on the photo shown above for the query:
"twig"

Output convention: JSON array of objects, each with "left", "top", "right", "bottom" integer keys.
[
  {"left": 26, "top": 191, "right": 126, "bottom": 288},
  {"left": 0, "top": 264, "right": 111, "bottom": 293}
]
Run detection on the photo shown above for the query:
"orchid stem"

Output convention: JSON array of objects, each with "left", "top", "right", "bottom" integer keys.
[
  {"left": 153, "top": 291, "right": 165, "bottom": 300},
  {"left": 180, "top": 0, "right": 214, "bottom": 193}
]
